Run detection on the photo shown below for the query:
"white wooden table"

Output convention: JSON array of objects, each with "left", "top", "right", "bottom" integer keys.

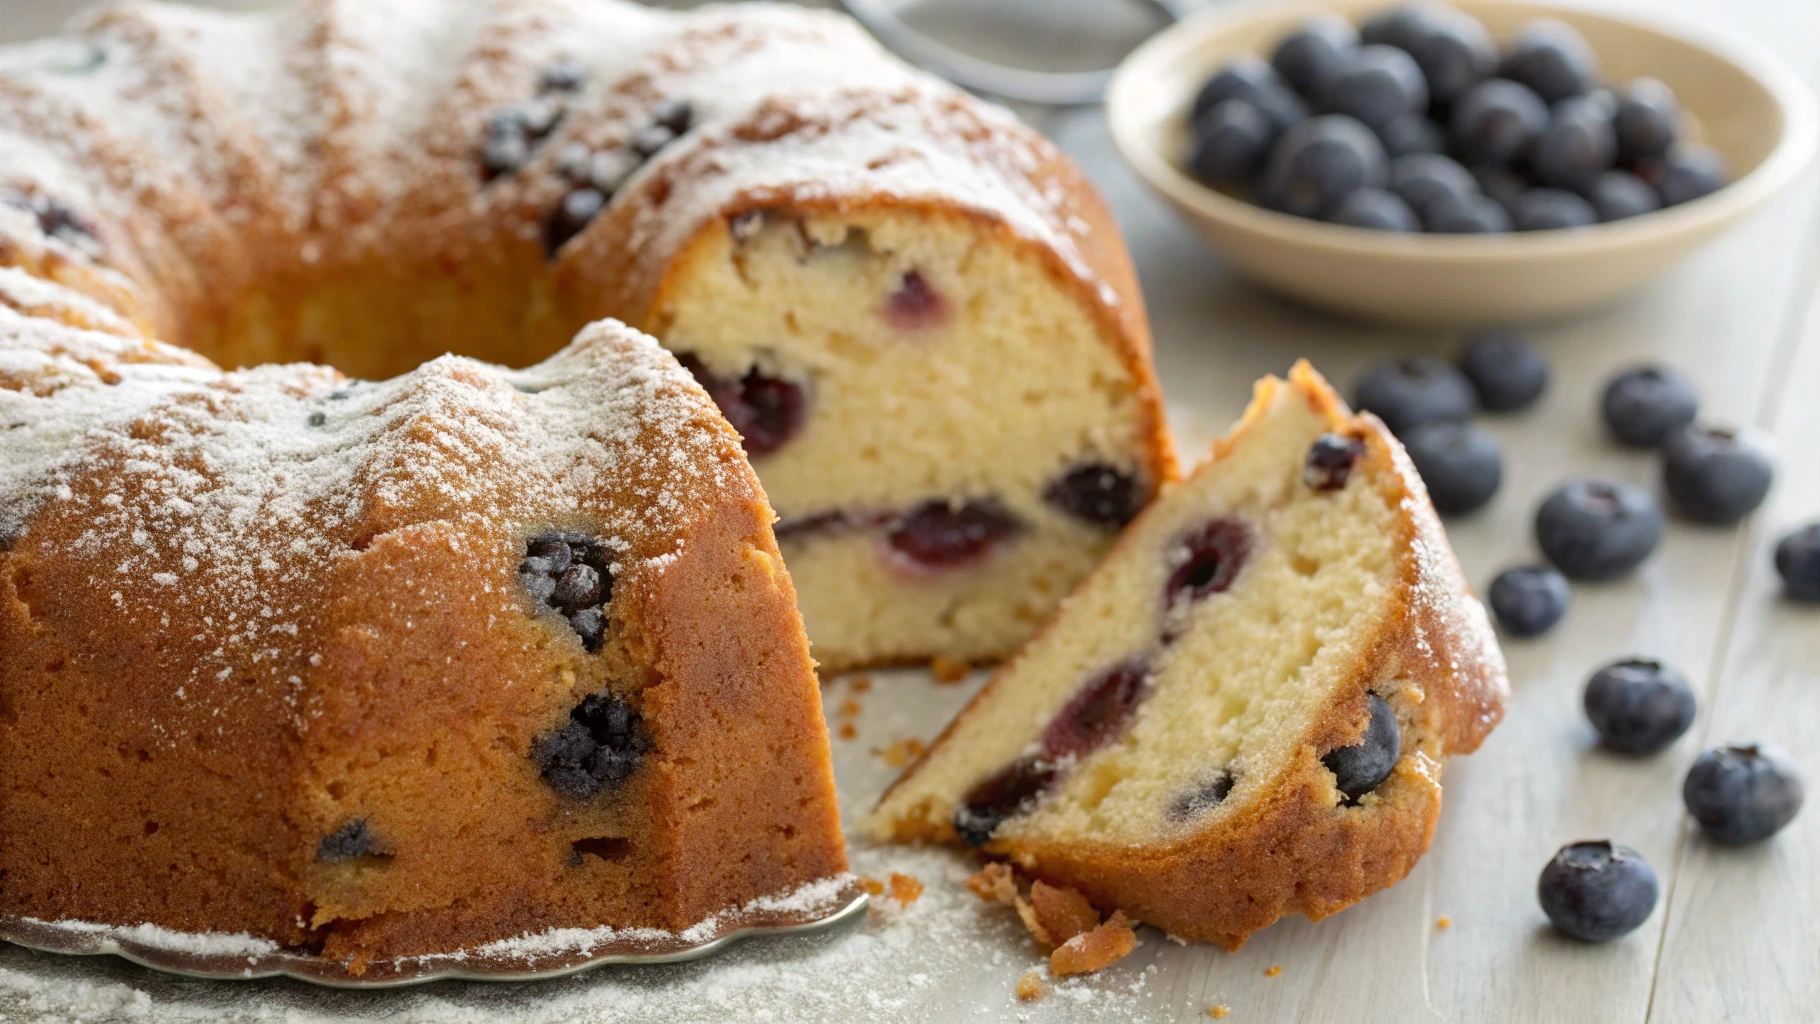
[{"left": 2, "top": 1, "right": 1816, "bottom": 1021}]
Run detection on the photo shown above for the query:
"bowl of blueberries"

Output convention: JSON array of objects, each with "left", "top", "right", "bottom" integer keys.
[{"left": 1107, "top": 0, "right": 1817, "bottom": 324}]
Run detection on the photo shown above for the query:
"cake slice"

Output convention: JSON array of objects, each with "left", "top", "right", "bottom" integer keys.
[{"left": 868, "top": 362, "right": 1506, "bottom": 948}]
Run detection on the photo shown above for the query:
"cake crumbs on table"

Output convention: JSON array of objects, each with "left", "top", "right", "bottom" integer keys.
[
  {"left": 887, "top": 872, "right": 924, "bottom": 905},
  {"left": 1208, "top": 1005, "right": 1231, "bottom": 1019},
  {"left": 1050, "top": 911, "right": 1136, "bottom": 977},
  {"left": 838, "top": 698, "right": 862, "bottom": 718},
  {"left": 965, "top": 862, "right": 1018, "bottom": 905},
  {"left": 1016, "top": 972, "right": 1044, "bottom": 1002},
  {"left": 1264, "top": 965, "right": 1281, "bottom": 977},
  {"left": 836, "top": 722, "right": 858, "bottom": 740},
  {"left": 874, "top": 737, "right": 928, "bottom": 767},
  {"left": 928, "top": 656, "right": 972, "bottom": 683},
  {"left": 848, "top": 675, "right": 873, "bottom": 693},
  {"left": 1436, "top": 915, "right": 1452, "bottom": 930}
]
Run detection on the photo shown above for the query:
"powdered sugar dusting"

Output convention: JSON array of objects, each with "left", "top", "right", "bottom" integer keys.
[{"left": 17, "top": 920, "right": 279, "bottom": 959}]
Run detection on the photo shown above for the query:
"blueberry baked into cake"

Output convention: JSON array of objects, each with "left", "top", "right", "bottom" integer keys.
[
  {"left": 869, "top": 363, "right": 1507, "bottom": 948},
  {"left": 0, "top": 0, "right": 1172, "bottom": 672},
  {"left": 0, "top": 315, "right": 845, "bottom": 966}
]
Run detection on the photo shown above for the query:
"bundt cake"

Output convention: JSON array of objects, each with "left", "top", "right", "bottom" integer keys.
[
  {"left": 0, "top": 0, "right": 1173, "bottom": 671},
  {"left": 868, "top": 362, "right": 1507, "bottom": 949},
  {"left": 0, "top": 308, "right": 846, "bottom": 967}
]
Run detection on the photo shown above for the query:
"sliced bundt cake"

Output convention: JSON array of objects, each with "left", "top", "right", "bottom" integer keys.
[
  {"left": 0, "top": 0, "right": 1173, "bottom": 671},
  {"left": 868, "top": 362, "right": 1506, "bottom": 948},
  {"left": 0, "top": 309, "right": 845, "bottom": 967}
]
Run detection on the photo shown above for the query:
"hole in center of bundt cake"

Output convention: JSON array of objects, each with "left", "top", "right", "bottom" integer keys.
[
  {"left": 520, "top": 531, "right": 614, "bottom": 651},
  {"left": 886, "top": 500, "right": 1022, "bottom": 569},
  {"left": 532, "top": 689, "right": 651, "bottom": 801},
  {"left": 676, "top": 355, "right": 807, "bottom": 458},
  {"left": 1165, "top": 517, "right": 1254, "bottom": 606}
]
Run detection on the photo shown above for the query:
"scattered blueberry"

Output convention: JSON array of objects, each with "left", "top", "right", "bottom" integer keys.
[
  {"left": 1450, "top": 79, "right": 1550, "bottom": 166},
  {"left": 629, "top": 124, "right": 677, "bottom": 158},
  {"left": 1189, "top": 100, "right": 1278, "bottom": 185},
  {"left": 546, "top": 187, "right": 607, "bottom": 256},
  {"left": 1271, "top": 13, "right": 1359, "bottom": 96},
  {"left": 1612, "top": 78, "right": 1679, "bottom": 165},
  {"left": 1457, "top": 328, "right": 1549, "bottom": 411},
  {"left": 1316, "top": 45, "right": 1429, "bottom": 130},
  {"left": 317, "top": 819, "right": 382, "bottom": 863},
  {"left": 1538, "top": 841, "right": 1658, "bottom": 941},
  {"left": 1042, "top": 659, "right": 1153, "bottom": 759},
  {"left": 586, "top": 149, "right": 641, "bottom": 196},
  {"left": 1354, "top": 355, "right": 1479, "bottom": 435},
  {"left": 1499, "top": 19, "right": 1597, "bottom": 103},
  {"left": 1590, "top": 170, "right": 1662, "bottom": 222},
  {"left": 1405, "top": 7, "right": 1497, "bottom": 104},
  {"left": 1168, "top": 771, "right": 1236, "bottom": 821},
  {"left": 1304, "top": 432, "right": 1366, "bottom": 491},
  {"left": 1329, "top": 187, "right": 1420, "bottom": 230},
  {"left": 1644, "top": 145, "right": 1730, "bottom": 206},
  {"left": 1191, "top": 55, "right": 1309, "bottom": 133},
  {"left": 1357, "top": 5, "right": 1434, "bottom": 52},
  {"left": 1470, "top": 163, "right": 1528, "bottom": 211},
  {"left": 538, "top": 61, "right": 585, "bottom": 94},
  {"left": 1422, "top": 189, "right": 1513, "bottom": 233},
  {"left": 650, "top": 98, "right": 694, "bottom": 135},
  {"left": 1402, "top": 420, "right": 1503, "bottom": 515},
  {"left": 532, "top": 689, "right": 651, "bottom": 800},
  {"left": 1661, "top": 426, "right": 1775, "bottom": 524},
  {"left": 1583, "top": 658, "right": 1696, "bottom": 755},
  {"left": 1601, "top": 364, "right": 1699, "bottom": 447},
  {"left": 1378, "top": 114, "right": 1447, "bottom": 158},
  {"left": 1045, "top": 463, "right": 1146, "bottom": 529},
  {"left": 1511, "top": 188, "right": 1598, "bottom": 231},
  {"left": 1535, "top": 477, "right": 1665, "bottom": 579},
  {"left": 1259, "top": 115, "right": 1389, "bottom": 218},
  {"left": 1775, "top": 522, "right": 1820, "bottom": 602},
  {"left": 1683, "top": 744, "right": 1805, "bottom": 843},
  {"left": 520, "top": 531, "right": 615, "bottom": 651},
  {"left": 480, "top": 130, "right": 531, "bottom": 180},
  {"left": 1488, "top": 565, "right": 1570, "bottom": 637},
  {"left": 1322, "top": 693, "right": 1400, "bottom": 802},
  {"left": 888, "top": 500, "right": 1021, "bottom": 568},
  {"left": 886, "top": 269, "right": 949, "bottom": 330},
  {"left": 1530, "top": 94, "right": 1617, "bottom": 192},
  {"left": 1388, "top": 153, "right": 1479, "bottom": 214},
  {"left": 1165, "top": 517, "right": 1255, "bottom": 606}
]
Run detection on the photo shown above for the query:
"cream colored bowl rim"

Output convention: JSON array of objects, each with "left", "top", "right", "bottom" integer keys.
[{"left": 1107, "top": 0, "right": 1820, "bottom": 262}]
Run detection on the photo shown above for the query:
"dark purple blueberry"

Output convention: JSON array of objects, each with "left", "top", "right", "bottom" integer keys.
[
  {"left": 1511, "top": 187, "right": 1598, "bottom": 231},
  {"left": 1531, "top": 95, "right": 1617, "bottom": 192},
  {"left": 1450, "top": 79, "right": 1548, "bottom": 167},
  {"left": 1323, "top": 693, "right": 1400, "bottom": 801},
  {"left": 552, "top": 563, "right": 603, "bottom": 611},
  {"left": 1538, "top": 841, "right": 1658, "bottom": 941},
  {"left": 317, "top": 819, "right": 381, "bottom": 863},
  {"left": 525, "top": 534, "right": 574, "bottom": 572},
  {"left": 555, "top": 143, "right": 592, "bottom": 183},
  {"left": 480, "top": 129, "right": 530, "bottom": 179},
  {"left": 1270, "top": 13, "right": 1358, "bottom": 97},
  {"left": 1488, "top": 564, "right": 1570, "bottom": 637},
  {"left": 1776, "top": 522, "right": 1820, "bottom": 602},
  {"left": 1329, "top": 187, "right": 1419, "bottom": 231},
  {"left": 1045, "top": 463, "right": 1145, "bottom": 529},
  {"left": 1357, "top": 5, "right": 1434, "bottom": 52},
  {"left": 1315, "top": 45, "right": 1428, "bottom": 130},
  {"left": 1534, "top": 477, "right": 1665, "bottom": 580},
  {"left": 1421, "top": 190, "right": 1512, "bottom": 233},
  {"left": 887, "top": 500, "right": 1021, "bottom": 568},
  {"left": 1583, "top": 658, "right": 1696, "bottom": 755},
  {"left": 1499, "top": 19, "right": 1597, "bottom": 103},
  {"left": 1601, "top": 364, "right": 1699, "bottom": 447},
  {"left": 1378, "top": 114, "right": 1447, "bottom": 158},
  {"left": 1661, "top": 426, "right": 1774, "bottom": 525},
  {"left": 885, "top": 269, "right": 949, "bottom": 330},
  {"left": 629, "top": 123, "right": 678, "bottom": 158},
  {"left": 1304, "top": 431, "right": 1366, "bottom": 491},
  {"left": 518, "top": 97, "right": 564, "bottom": 139},
  {"left": 539, "top": 62, "right": 585, "bottom": 94},
  {"left": 1590, "top": 170, "right": 1661, "bottom": 222},
  {"left": 650, "top": 98, "right": 694, "bottom": 134},
  {"left": 953, "top": 756, "right": 1056, "bottom": 847},
  {"left": 520, "top": 531, "right": 614, "bottom": 649},
  {"left": 1353, "top": 355, "right": 1478, "bottom": 436},
  {"left": 1683, "top": 744, "right": 1805, "bottom": 843},
  {"left": 520, "top": 569, "right": 558, "bottom": 606},
  {"left": 1402, "top": 420, "right": 1503, "bottom": 515},
  {"left": 568, "top": 607, "right": 606, "bottom": 653},
  {"left": 1388, "top": 153, "right": 1478, "bottom": 214},
  {"left": 676, "top": 355, "right": 809, "bottom": 458},
  {"left": 25, "top": 194, "right": 99, "bottom": 245},
  {"left": 1470, "top": 163, "right": 1528, "bottom": 211},
  {"left": 1168, "top": 771, "right": 1235, "bottom": 821},
  {"left": 1191, "top": 55, "right": 1309, "bottom": 133},
  {"left": 1405, "top": 7, "right": 1496, "bottom": 104},
  {"left": 1042, "top": 659, "right": 1152, "bottom": 760},
  {"left": 1642, "top": 145, "right": 1729, "bottom": 206},
  {"left": 1259, "top": 115, "right": 1388, "bottom": 219},
  {"left": 1612, "top": 78, "right": 1679, "bottom": 165},
  {"left": 1165, "top": 517, "right": 1253, "bottom": 605},
  {"left": 306, "top": 410, "right": 327, "bottom": 428},
  {"left": 587, "top": 149, "right": 640, "bottom": 196},
  {"left": 1188, "top": 100, "right": 1278, "bottom": 186},
  {"left": 532, "top": 690, "right": 650, "bottom": 800},
  {"left": 1457, "top": 328, "right": 1549, "bottom": 412},
  {"left": 545, "top": 187, "right": 607, "bottom": 256}
]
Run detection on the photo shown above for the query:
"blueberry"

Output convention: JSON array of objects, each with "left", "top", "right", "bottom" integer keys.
[
  {"left": 1457, "top": 328, "right": 1549, "bottom": 411},
  {"left": 546, "top": 187, "right": 607, "bottom": 256},
  {"left": 1583, "top": 658, "right": 1696, "bottom": 754},
  {"left": 1470, "top": 163, "right": 1528, "bottom": 211},
  {"left": 1511, "top": 188, "right": 1598, "bottom": 231},
  {"left": 676, "top": 355, "right": 808, "bottom": 458},
  {"left": 1304, "top": 432, "right": 1366, "bottom": 491},
  {"left": 317, "top": 819, "right": 381, "bottom": 863},
  {"left": 1601, "top": 364, "right": 1699, "bottom": 447},
  {"left": 1357, "top": 5, "right": 1434, "bottom": 52},
  {"left": 480, "top": 130, "right": 530, "bottom": 180},
  {"left": 1042, "top": 659, "right": 1153, "bottom": 759},
  {"left": 1683, "top": 744, "right": 1805, "bottom": 843},
  {"left": 1353, "top": 355, "right": 1478, "bottom": 435},
  {"left": 531, "top": 690, "right": 651, "bottom": 800},
  {"left": 1404, "top": 7, "right": 1496, "bottom": 104},
  {"left": 552, "top": 563, "right": 603, "bottom": 611},
  {"left": 1450, "top": 79, "right": 1549, "bottom": 166},
  {"left": 587, "top": 149, "right": 640, "bottom": 196},
  {"left": 1530, "top": 95, "right": 1617, "bottom": 192},
  {"left": 1259, "top": 115, "right": 1388, "bottom": 219},
  {"left": 1535, "top": 477, "right": 1665, "bottom": 579},
  {"left": 885, "top": 269, "right": 948, "bottom": 330},
  {"left": 1612, "top": 78, "right": 1679, "bottom": 165},
  {"left": 650, "top": 98, "right": 694, "bottom": 135},
  {"left": 1271, "top": 13, "right": 1358, "bottom": 97},
  {"left": 539, "top": 61, "right": 585, "bottom": 94},
  {"left": 1538, "top": 841, "right": 1658, "bottom": 941},
  {"left": 954, "top": 756, "right": 1056, "bottom": 846},
  {"left": 1045, "top": 463, "right": 1145, "bottom": 528},
  {"left": 1661, "top": 426, "right": 1774, "bottom": 524},
  {"left": 1488, "top": 565, "right": 1570, "bottom": 636},
  {"left": 568, "top": 607, "right": 606, "bottom": 653},
  {"left": 1168, "top": 771, "right": 1236, "bottom": 821},
  {"left": 1322, "top": 693, "right": 1400, "bottom": 802},
  {"left": 1590, "top": 170, "right": 1661, "bottom": 222},
  {"left": 1401, "top": 421, "right": 1502, "bottom": 515},
  {"left": 1329, "top": 187, "right": 1420, "bottom": 231},
  {"left": 1191, "top": 55, "right": 1309, "bottom": 133},
  {"left": 520, "top": 532, "right": 614, "bottom": 650},
  {"left": 629, "top": 123, "right": 678, "bottom": 158},
  {"left": 888, "top": 500, "right": 1021, "bottom": 568},
  {"left": 1378, "top": 114, "right": 1446, "bottom": 158},
  {"left": 1165, "top": 517, "right": 1254, "bottom": 605},
  {"left": 1643, "top": 145, "right": 1729, "bottom": 206},
  {"left": 1499, "top": 19, "right": 1598, "bottom": 103},
  {"left": 1388, "top": 153, "right": 1478, "bottom": 214},
  {"left": 1188, "top": 100, "right": 1277, "bottom": 185},
  {"left": 1315, "top": 45, "right": 1428, "bottom": 130},
  {"left": 1421, "top": 191, "right": 1512, "bottom": 233},
  {"left": 1776, "top": 522, "right": 1820, "bottom": 602}
]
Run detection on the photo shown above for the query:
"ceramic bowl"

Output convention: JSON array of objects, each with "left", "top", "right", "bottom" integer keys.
[{"left": 1107, "top": 0, "right": 1818, "bottom": 325}]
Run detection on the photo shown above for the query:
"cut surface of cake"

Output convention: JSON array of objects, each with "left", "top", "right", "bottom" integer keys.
[
  {"left": 868, "top": 362, "right": 1507, "bottom": 949},
  {"left": 0, "top": 0, "right": 1174, "bottom": 671},
  {"left": 0, "top": 313, "right": 845, "bottom": 967}
]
